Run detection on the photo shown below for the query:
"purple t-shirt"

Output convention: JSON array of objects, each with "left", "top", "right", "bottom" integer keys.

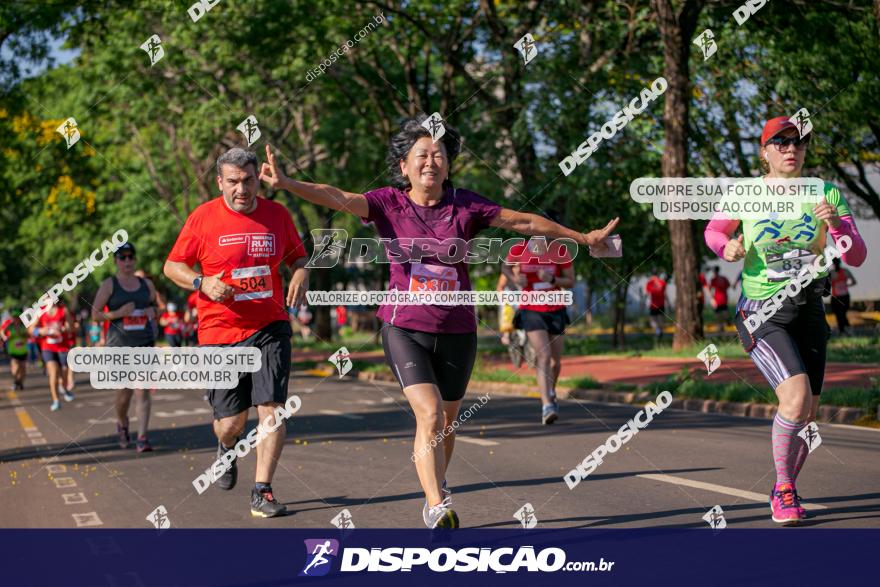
[{"left": 362, "top": 185, "right": 502, "bottom": 333}]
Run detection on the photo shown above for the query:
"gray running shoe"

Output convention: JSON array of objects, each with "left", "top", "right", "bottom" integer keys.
[
  {"left": 422, "top": 480, "right": 451, "bottom": 526},
  {"left": 424, "top": 496, "right": 459, "bottom": 529},
  {"left": 542, "top": 401, "right": 559, "bottom": 425}
]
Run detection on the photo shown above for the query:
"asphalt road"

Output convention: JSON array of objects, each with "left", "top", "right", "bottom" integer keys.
[{"left": 2, "top": 368, "right": 878, "bottom": 529}]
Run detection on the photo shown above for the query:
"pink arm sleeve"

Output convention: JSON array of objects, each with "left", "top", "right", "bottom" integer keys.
[
  {"left": 829, "top": 215, "right": 867, "bottom": 267},
  {"left": 704, "top": 217, "right": 740, "bottom": 259}
]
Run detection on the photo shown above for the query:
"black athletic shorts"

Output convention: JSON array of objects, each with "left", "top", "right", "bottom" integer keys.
[
  {"left": 714, "top": 304, "right": 729, "bottom": 314},
  {"left": 41, "top": 350, "right": 68, "bottom": 367},
  {"left": 207, "top": 320, "right": 292, "bottom": 419},
  {"left": 649, "top": 306, "right": 665, "bottom": 316},
  {"left": 380, "top": 324, "right": 477, "bottom": 402},
  {"left": 734, "top": 280, "right": 830, "bottom": 395},
  {"left": 514, "top": 308, "right": 569, "bottom": 336}
]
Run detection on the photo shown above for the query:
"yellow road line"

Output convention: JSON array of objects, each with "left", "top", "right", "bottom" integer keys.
[{"left": 6, "top": 390, "right": 37, "bottom": 430}]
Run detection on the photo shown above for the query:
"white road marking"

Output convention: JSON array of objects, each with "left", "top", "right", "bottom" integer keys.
[
  {"left": 152, "top": 394, "right": 184, "bottom": 401},
  {"left": 826, "top": 422, "right": 880, "bottom": 433},
  {"left": 72, "top": 512, "right": 103, "bottom": 527},
  {"left": 637, "top": 473, "right": 827, "bottom": 510},
  {"left": 319, "top": 409, "right": 363, "bottom": 420},
  {"left": 88, "top": 417, "right": 138, "bottom": 425},
  {"left": 53, "top": 477, "right": 78, "bottom": 488},
  {"left": 455, "top": 436, "right": 498, "bottom": 447},
  {"left": 154, "top": 408, "right": 212, "bottom": 418},
  {"left": 62, "top": 492, "right": 88, "bottom": 505}
]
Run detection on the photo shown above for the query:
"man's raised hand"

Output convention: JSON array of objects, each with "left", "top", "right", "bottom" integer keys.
[{"left": 259, "top": 144, "right": 288, "bottom": 190}]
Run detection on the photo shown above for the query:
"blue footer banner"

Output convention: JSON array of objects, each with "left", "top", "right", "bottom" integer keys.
[{"left": 1, "top": 528, "right": 877, "bottom": 585}]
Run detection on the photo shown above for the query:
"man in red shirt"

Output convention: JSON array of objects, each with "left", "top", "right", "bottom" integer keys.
[
  {"left": 164, "top": 147, "right": 308, "bottom": 518},
  {"left": 645, "top": 270, "right": 668, "bottom": 342},
  {"left": 504, "top": 236, "right": 574, "bottom": 425},
  {"left": 709, "top": 266, "right": 731, "bottom": 331},
  {"left": 160, "top": 302, "right": 184, "bottom": 347},
  {"left": 30, "top": 299, "right": 75, "bottom": 411}
]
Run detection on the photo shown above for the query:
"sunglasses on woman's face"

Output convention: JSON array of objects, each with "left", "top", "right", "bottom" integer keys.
[
  {"left": 765, "top": 135, "right": 810, "bottom": 150},
  {"left": 117, "top": 254, "right": 135, "bottom": 261}
]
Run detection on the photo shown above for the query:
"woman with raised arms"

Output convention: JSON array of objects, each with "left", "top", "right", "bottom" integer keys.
[{"left": 260, "top": 115, "right": 619, "bottom": 528}]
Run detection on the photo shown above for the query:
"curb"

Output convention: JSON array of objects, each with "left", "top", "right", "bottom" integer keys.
[{"left": 356, "top": 371, "right": 866, "bottom": 424}]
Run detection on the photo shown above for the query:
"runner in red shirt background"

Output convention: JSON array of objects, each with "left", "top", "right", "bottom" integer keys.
[
  {"left": 164, "top": 147, "right": 308, "bottom": 518},
  {"left": 30, "top": 299, "right": 75, "bottom": 411},
  {"left": 185, "top": 289, "right": 199, "bottom": 346},
  {"left": 160, "top": 302, "right": 184, "bottom": 347},
  {"left": 645, "top": 270, "right": 668, "bottom": 342},
  {"left": 709, "top": 266, "right": 731, "bottom": 331},
  {"left": 1, "top": 312, "right": 30, "bottom": 390},
  {"left": 829, "top": 258, "right": 857, "bottom": 336},
  {"left": 504, "top": 235, "right": 574, "bottom": 425}
]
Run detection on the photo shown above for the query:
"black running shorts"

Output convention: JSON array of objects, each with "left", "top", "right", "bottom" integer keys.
[
  {"left": 514, "top": 308, "right": 570, "bottom": 336},
  {"left": 207, "top": 320, "right": 292, "bottom": 419},
  {"left": 734, "top": 280, "right": 830, "bottom": 395},
  {"left": 380, "top": 324, "right": 477, "bottom": 402}
]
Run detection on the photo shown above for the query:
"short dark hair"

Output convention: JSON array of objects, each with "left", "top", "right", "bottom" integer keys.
[
  {"left": 216, "top": 148, "right": 258, "bottom": 177},
  {"left": 386, "top": 114, "right": 461, "bottom": 189}
]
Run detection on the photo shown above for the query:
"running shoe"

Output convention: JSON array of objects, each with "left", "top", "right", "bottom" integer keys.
[
  {"left": 215, "top": 441, "right": 238, "bottom": 491},
  {"left": 62, "top": 390, "right": 74, "bottom": 402},
  {"left": 422, "top": 480, "right": 451, "bottom": 526},
  {"left": 250, "top": 487, "right": 287, "bottom": 518},
  {"left": 136, "top": 436, "right": 153, "bottom": 453},
  {"left": 542, "top": 401, "right": 559, "bottom": 425},
  {"left": 50, "top": 400, "right": 61, "bottom": 412},
  {"left": 425, "top": 497, "right": 459, "bottom": 529},
  {"left": 769, "top": 482, "right": 801, "bottom": 525},
  {"left": 117, "top": 423, "right": 130, "bottom": 449}
]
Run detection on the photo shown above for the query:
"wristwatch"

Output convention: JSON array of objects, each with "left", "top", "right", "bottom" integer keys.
[{"left": 193, "top": 275, "right": 203, "bottom": 291}]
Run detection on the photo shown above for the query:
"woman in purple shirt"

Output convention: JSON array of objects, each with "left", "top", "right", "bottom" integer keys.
[{"left": 260, "top": 116, "right": 618, "bottom": 528}]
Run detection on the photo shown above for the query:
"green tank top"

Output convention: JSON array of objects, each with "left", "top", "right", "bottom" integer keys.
[{"left": 740, "top": 180, "right": 852, "bottom": 300}]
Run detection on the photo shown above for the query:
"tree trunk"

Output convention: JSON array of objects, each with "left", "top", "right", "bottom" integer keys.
[
  {"left": 652, "top": 0, "right": 704, "bottom": 350},
  {"left": 312, "top": 210, "right": 335, "bottom": 341},
  {"left": 875, "top": 0, "right": 880, "bottom": 35},
  {"left": 612, "top": 281, "right": 629, "bottom": 349}
]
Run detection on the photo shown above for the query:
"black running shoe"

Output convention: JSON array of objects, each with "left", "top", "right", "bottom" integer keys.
[
  {"left": 250, "top": 487, "right": 287, "bottom": 518},
  {"left": 215, "top": 441, "right": 238, "bottom": 491}
]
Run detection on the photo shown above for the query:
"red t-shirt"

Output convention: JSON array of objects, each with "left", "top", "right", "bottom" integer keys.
[
  {"left": 831, "top": 270, "right": 849, "bottom": 297},
  {"left": 185, "top": 290, "right": 199, "bottom": 334},
  {"left": 645, "top": 277, "right": 667, "bottom": 310},
  {"left": 187, "top": 290, "right": 199, "bottom": 311},
  {"left": 161, "top": 311, "right": 183, "bottom": 335},
  {"left": 335, "top": 305, "right": 348, "bottom": 326},
  {"left": 38, "top": 306, "right": 71, "bottom": 352},
  {"left": 710, "top": 275, "right": 730, "bottom": 306},
  {"left": 167, "top": 196, "right": 306, "bottom": 344},
  {"left": 506, "top": 240, "right": 573, "bottom": 312},
  {"left": 0, "top": 318, "right": 12, "bottom": 337},
  {"left": 697, "top": 273, "right": 707, "bottom": 304}
]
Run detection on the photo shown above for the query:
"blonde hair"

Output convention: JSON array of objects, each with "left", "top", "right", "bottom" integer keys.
[{"left": 758, "top": 142, "right": 769, "bottom": 173}]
